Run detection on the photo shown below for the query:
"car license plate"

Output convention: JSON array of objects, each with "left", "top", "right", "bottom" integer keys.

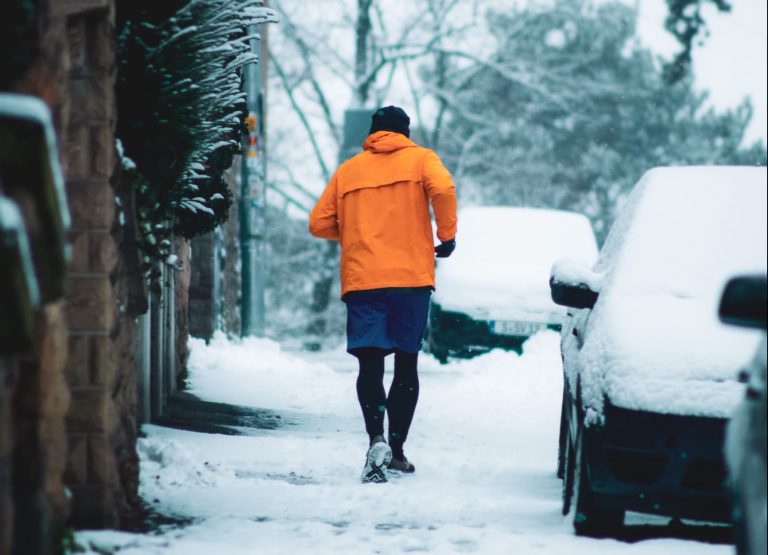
[{"left": 490, "top": 321, "right": 545, "bottom": 337}]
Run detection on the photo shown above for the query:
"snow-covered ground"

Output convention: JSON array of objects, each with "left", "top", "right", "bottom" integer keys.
[{"left": 76, "top": 332, "right": 731, "bottom": 554}]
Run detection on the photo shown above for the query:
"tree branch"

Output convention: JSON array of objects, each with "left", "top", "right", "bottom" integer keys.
[
  {"left": 271, "top": 53, "right": 332, "bottom": 183},
  {"left": 274, "top": 4, "right": 342, "bottom": 145}
]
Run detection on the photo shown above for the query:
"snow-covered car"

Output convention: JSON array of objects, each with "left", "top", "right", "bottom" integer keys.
[
  {"left": 427, "top": 207, "right": 598, "bottom": 362},
  {"left": 551, "top": 166, "right": 767, "bottom": 536},
  {"left": 720, "top": 275, "right": 767, "bottom": 555}
]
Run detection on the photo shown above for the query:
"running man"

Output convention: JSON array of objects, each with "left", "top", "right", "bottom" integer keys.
[{"left": 309, "top": 106, "right": 457, "bottom": 483}]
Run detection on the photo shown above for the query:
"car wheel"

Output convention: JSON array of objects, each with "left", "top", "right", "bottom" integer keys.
[
  {"left": 572, "top": 423, "right": 624, "bottom": 537},
  {"left": 732, "top": 452, "right": 767, "bottom": 555}
]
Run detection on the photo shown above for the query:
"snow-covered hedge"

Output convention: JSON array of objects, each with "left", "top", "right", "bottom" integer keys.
[{"left": 117, "top": 0, "right": 277, "bottom": 277}]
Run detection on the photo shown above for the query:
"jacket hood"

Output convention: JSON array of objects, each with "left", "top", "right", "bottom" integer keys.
[{"left": 362, "top": 131, "right": 417, "bottom": 154}]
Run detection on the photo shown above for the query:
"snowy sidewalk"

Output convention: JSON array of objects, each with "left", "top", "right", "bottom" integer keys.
[{"left": 76, "top": 332, "right": 731, "bottom": 554}]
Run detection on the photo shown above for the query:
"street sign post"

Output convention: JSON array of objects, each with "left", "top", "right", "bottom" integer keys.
[{"left": 240, "top": 25, "right": 269, "bottom": 337}]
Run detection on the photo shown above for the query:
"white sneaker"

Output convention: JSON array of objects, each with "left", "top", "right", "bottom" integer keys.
[{"left": 361, "top": 437, "right": 392, "bottom": 484}]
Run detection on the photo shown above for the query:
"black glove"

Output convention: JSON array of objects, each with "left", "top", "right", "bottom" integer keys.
[{"left": 435, "top": 238, "right": 456, "bottom": 258}]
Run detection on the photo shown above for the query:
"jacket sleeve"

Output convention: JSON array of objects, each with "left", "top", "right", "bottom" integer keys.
[
  {"left": 423, "top": 150, "right": 457, "bottom": 243},
  {"left": 309, "top": 171, "right": 341, "bottom": 242}
]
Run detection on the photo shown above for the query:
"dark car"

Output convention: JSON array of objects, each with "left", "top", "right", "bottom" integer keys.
[
  {"left": 551, "top": 166, "right": 767, "bottom": 536},
  {"left": 720, "top": 275, "right": 767, "bottom": 555},
  {"left": 426, "top": 206, "right": 597, "bottom": 362}
]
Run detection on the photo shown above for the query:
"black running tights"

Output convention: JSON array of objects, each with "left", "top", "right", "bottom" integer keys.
[{"left": 354, "top": 348, "right": 419, "bottom": 457}]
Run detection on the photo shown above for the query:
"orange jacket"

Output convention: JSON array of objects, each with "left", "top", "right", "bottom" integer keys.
[{"left": 309, "top": 131, "right": 457, "bottom": 296}]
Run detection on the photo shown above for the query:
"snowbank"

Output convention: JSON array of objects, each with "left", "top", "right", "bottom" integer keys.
[
  {"left": 187, "top": 332, "right": 353, "bottom": 414},
  {"left": 139, "top": 435, "right": 235, "bottom": 489},
  {"left": 434, "top": 207, "right": 598, "bottom": 322}
]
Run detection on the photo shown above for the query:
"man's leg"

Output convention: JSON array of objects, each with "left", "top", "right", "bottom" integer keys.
[
  {"left": 354, "top": 347, "right": 393, "bottom": 483},
  {"left": 387, "top": 350, "right": 419, "bottom": 460},
  {"left": 354, "top": 347, "right": 388, "bottom": 442}
]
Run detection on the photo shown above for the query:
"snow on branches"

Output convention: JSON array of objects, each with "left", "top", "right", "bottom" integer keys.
[{"left": 117, "top": 0, "right": 278, "bottom": 279}]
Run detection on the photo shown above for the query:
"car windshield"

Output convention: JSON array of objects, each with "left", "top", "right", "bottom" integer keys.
[{"left": 598, "top": 167, "right": 768, "bottom": 300}]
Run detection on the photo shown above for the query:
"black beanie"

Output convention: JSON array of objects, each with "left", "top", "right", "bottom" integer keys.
[{"left": 369, "top": 106, "right": 410, "bottom": 138}]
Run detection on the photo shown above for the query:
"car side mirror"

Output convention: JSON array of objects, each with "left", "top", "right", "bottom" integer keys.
[
  {"left": 718, "top": 275, "right": 767, "bottom": 330},
  {"left": 550, "top": 258, "right": 601, "bottom": 310}
]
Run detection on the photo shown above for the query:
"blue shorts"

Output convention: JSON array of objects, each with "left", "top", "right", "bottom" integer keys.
[{"left": 344, "top": 288, "right": 432, "bottom": 355}]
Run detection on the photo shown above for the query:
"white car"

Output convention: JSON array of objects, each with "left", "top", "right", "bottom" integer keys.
[
  {"left": 427, "top": 206, "right": 598, "bottom": 362},
  {"left": 550, "top": 166, "right": 767, "bottom": 536}
]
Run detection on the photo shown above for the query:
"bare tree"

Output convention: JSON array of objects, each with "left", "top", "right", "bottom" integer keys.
[{"left": 264, "top": 0, "right": 489, "bottom": 343}]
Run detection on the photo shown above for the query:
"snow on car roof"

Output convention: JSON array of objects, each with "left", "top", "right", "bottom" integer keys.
[
  {"left": 598, "top": 166, "right": 768, "bottom": 297},
  {"left": 579, "top": 166, "right": 768, "bottom": 420},
  {"left": 434, "top": 206, "right": 598, "bottom": 322}
]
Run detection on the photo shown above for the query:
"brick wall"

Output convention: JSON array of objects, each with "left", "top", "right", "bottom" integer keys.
[
  {"left": 61, "top": 4, "right": 140, "bottom": 528},
  {"left": 7, "top": 0, "right": 141, "bottom": 535},
  {"left": 1, "top": 1, "right": 80, "bottom": 552},
  {"left": 189, "top": 233, "right": 216, "bottom": 341},
  {"left": 1, "top": 0, "right": 207, "bottom": 546},
  {"left": 0, "top": 359, "right": 17, "bottom": 555},
  {"left": 188, "top": 160, "right": 243, "bottom": 340},
  {"left": 14, "top": 303, "right": 71, "bottom": 554}
]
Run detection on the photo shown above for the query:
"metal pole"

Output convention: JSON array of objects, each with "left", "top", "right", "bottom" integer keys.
[
  {"left": 150, "top": 265, "right": 164, "bottom": 420},
  {"left": 137, "top": 309, "right": 151, "bottom": 423},
  {"left": 241, "top": 21, "right": 268, "bottom": 337},
  {"left": 239, "top": 127, "right": 253, "bottom": 335}
]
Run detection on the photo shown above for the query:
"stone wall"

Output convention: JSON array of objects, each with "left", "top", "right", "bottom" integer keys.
[
  {"left": 2, "top": 0, "right": 141, "bottom": 540},
  {"left": 61, "top": 3, "right": 139, "bottom": 528},
  {"left": 188, "top": 159, "right": 242, "bottom": 341},
  {"left": 189, "top": 233, "right": 216, "bottom": 341},
  {"left": 1, "top": 0, "right": 228, "bottom": 548},
  {"left": 14, "top": 303, "right": 70, "bottom": 554},
  {"left": 2, "top": 1, "right": 79, "bottom": 552},
  {"left": 0, "top": 359, "right": 17, "bottom": 555}
]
